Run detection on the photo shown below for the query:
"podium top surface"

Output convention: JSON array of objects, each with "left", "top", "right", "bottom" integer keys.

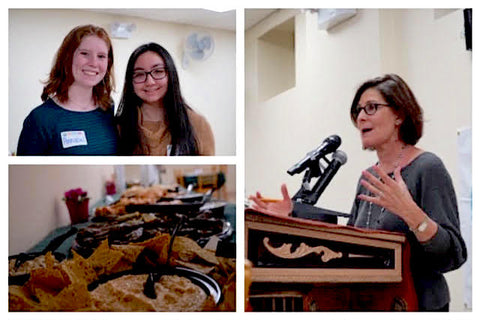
[{"left": 245, "top": 208, "right": 406, "bottom": 244}]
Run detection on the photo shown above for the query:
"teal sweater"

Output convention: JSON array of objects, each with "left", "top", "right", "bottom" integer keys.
[{"left": 17, "top": 99, "right": 118, "bottom": 155}]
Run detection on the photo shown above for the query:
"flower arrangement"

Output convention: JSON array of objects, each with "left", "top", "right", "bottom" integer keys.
[
  {"left": 63, "top": 188, "right": 90, "bottom": 224},
  {"left": 63, "top": 188, "right": 89, "bottom": 203}
]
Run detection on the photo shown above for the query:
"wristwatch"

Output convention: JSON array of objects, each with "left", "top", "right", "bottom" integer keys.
[{"left": 411, "top": 216, "right": 429, "bottom": 233}]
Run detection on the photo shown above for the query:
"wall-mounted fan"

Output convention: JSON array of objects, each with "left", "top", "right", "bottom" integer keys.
[{"left": 182, "top": 32, "right": 215, "bottom": 69}]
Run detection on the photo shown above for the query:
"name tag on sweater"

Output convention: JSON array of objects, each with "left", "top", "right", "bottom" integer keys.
[{"left": 61, "top": 131, "right": 88, "bottom": 149}]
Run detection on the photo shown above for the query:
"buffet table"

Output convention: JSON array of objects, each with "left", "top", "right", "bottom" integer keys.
[
  {"left": 10, "top": 187, "right": 236, "bottom": 312},
  {"left": 28, "top": 196, "right": 236, "bottom": 258}
]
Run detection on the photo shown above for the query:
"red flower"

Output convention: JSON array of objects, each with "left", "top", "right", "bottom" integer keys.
[{"left": 63, "top": 188, "right": 89, "bottom": 203}]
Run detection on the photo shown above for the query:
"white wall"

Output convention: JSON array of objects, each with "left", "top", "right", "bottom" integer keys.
[
  {"left": 9, "top": 165, "right": 115, "bottom": 254},
  {"left": 8, "top": 9, "right": 236, "bottom": 155},
  {"left": 246, "top": 9, "right": 383, "bottom": 212},
  {"left": 245, "top": 8, "right": 471, "bottom": 311}
]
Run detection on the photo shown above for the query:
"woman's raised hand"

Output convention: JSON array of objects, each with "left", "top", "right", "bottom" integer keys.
[{"left": 248, "top": 184, "right": 293, "bottom": 218}]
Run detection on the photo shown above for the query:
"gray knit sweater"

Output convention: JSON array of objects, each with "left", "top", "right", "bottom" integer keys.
[{"left": 348, "top": 151, "right": 467, "bottom": 310}]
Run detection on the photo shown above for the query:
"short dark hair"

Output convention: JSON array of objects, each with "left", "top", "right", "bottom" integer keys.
[
  {"left": 41, "top": 25, "right": 115, "bottom": 111},
  {"left": 350, "top": 74, "right": 423, "bottom": 145},
  {"left": 116, "top": 42, "right": 199, "bottom": 155}
]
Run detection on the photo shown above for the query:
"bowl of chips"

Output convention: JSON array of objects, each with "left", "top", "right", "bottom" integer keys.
[{"left": 9, "top": 232, "right": 233, "bottom": 311}]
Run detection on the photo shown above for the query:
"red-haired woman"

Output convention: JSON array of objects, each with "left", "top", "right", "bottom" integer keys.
[{"left": 17, "top": 24, "right": 118, "bottom": 155}]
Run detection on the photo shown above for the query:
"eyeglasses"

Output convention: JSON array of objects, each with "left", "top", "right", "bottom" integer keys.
[
  {"left": 353, "top": 102, "right": 390, "bottom": 119},
  {"left": 132, "top": 68, "right": 167, "bottom": 84}
]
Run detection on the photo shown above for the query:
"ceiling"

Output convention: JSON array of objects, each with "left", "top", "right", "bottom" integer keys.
[
  {"left": 88, "top": 8, "right": 278, "bottom": 32},
  {"left": 88, "top": 9, "right": 236, "bottom": 31},
  {"left": 244, "top": 9, "right": 278, "bottom": 30}
]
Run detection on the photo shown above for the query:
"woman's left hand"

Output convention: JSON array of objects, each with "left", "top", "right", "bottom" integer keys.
[
  {"left": 357, "top": 165, "right": 417, "bottom": 220},
  {"left": 358, "top": 165, "right": 438, "bottom": 242}
]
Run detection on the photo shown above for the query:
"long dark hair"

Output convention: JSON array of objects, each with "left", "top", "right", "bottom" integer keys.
[
  {"left": 41, "top": 25, "right": 115, "bottom": 111},
  {"left": 349, "top": 74, "right": 423, "bottom": 145},
  {"left": 116, "top": 42, "right": 199, "bottom": 155}
]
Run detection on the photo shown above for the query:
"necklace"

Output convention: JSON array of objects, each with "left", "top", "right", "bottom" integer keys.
[{"left": 365, "top": 144, "right": 407, "bottom": 228}]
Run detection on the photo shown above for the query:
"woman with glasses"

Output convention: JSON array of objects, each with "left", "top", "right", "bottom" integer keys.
[
  {"left": 17, "top": 25, "right": 118, "bottom": 155},
  {"left": 116, "top": 42, "right": 215, "bottom": 155},
  {"left": 249, "top": 74, "right": 466, "bottom": 311}
]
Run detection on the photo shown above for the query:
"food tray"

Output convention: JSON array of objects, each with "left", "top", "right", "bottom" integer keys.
[
  {"left": 87, "top": 266, "right": 222, "bottom": 304},
  {"left": 72, "top": 214, "right": 232, "bottom": 258},
  {"left": 125, "top": 202, "right": 204, "bottom": 215},
  {"left": 160, "top": 193, "right": 206, "bottom": 203}
]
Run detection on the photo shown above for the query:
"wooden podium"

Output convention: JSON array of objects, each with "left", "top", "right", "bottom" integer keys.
[{"left": 245, "top": 209, "right": 418, "bottom": 311}]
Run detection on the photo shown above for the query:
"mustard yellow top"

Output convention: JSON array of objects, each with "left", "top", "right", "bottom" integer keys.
[{"left": 134, "top": 107, "right": 215, "bottom": 156}]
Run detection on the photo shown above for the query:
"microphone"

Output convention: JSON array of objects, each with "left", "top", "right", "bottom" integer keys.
[
  {"left": 292, "top": 150, "right": 348, "bottom": 205},
  {"left": 312, "top": 150, "right": 348, "bottom": 197},
  {"left": 287, "top": 135, "right": 341, "bottom": 176}
]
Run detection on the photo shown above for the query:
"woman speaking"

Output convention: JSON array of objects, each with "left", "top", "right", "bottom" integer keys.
[{"left": 249, "top": 74, "right": 467, "bottom": 311}]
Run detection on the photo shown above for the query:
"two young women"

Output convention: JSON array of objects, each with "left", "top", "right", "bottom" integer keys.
[{"left": 17, "top": 25, "right": 214, "bottom": 156}]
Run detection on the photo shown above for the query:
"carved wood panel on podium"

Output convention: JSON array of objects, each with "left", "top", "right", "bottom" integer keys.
[{"left": 245, "top": 209, "right": 418, "bottom": 311}]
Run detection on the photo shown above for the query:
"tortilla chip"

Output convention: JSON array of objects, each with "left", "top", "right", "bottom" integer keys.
[
  {"left": 171, "top": 236, "right": 219, "bottom": 265},
  {"left": 53, "top": 281, "right": 92, "bottom": 310},
  {"left": 86, "top": 239, "right": 123, "bottom": 276},
  {"left": 219, "top": 279, "right": 236, "bottom": 311},
  {"left": 26, "top": 264, "right": 71, "bottom": 296},
  {"left": 61, "top": 251, "right": 97, "bottom": 284},
  {"left": 107, "top": 244, "right": 144, "bottom": 274},
  {"left": 135, "top": 233, "right": 171, "bottom": 265},
  {"left": 32, "top": 280, "right": 91, "bottom": 311},
  {"left": 44, "top": 251, "right": 56, "bottom": 268},
  {"left": 111, "top": 244, "right": 148, "bottom": 263},
  {"left": 9, "top": 285, "right": 43, "bottom": 311}
]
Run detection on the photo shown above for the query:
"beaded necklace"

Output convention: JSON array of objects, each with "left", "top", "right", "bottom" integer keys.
[{"left": 365, "top": 144, "right": 407, "bottom": 228}]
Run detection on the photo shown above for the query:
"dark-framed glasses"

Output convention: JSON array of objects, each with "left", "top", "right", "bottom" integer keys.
[
  {"left": 133, "top": 68, "right": 167, "bottom": 84},
  {"left": 353, "top": 102, "right": 390, "bottom": 119}
]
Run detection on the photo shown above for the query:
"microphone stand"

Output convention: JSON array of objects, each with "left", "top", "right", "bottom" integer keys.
[
  {"left": 290, "top": 152, "right": 350, "bottom": 223},
  {"left": 292, "top": 154, "right": 330, "bottom": 205}
]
